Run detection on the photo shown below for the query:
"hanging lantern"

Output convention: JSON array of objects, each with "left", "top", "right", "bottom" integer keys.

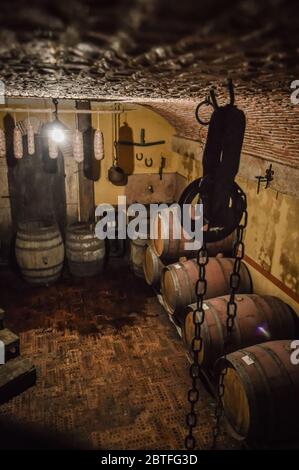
[
  {"left": 94, "top": 130, "right": 104, "bottom": 161},
  {"left": 73, "top": 129, "right": 84, "bottom": 163},
  {"left": 27, "top": 120, "right": 35, "bottom": 155},
  {"left": 48, "top": 137, "right": 58, "bottom": 159},
  {"left": 13, "top": 126, "right": 23, "bottom": 159},
  {"left": 0, "top": 128, "right": 6, "bottom": 158}
]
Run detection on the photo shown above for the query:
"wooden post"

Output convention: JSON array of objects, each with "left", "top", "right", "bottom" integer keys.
[{"left": 75, "top": 100, "right": 95, "bottom": 222}]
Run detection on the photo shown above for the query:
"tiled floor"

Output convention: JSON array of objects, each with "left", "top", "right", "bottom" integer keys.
[{"left": 0, "top": 261, "right": 238, "bottom": 450}]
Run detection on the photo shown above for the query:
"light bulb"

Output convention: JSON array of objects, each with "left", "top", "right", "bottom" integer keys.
[{"left": 49, "top": 127, "right": 65, "bottom": 143}]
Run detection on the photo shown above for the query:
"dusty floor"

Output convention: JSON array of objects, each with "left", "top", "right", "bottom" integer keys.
[{"left": 0, "top": 259, "right": 239, "bottom": 450}]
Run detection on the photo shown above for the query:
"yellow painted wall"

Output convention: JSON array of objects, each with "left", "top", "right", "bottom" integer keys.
[
  {"left": 174, "top": 146, "right": 299, "bottom": 313},
  {"left": 92, "top": 105, "right": 181, "bottom": 206},
  {"left": 238, "top": 176, "right": 299, "bottom": 312},
  {"left": 1, "top": 99, "right": 298, "bottom": 313}
]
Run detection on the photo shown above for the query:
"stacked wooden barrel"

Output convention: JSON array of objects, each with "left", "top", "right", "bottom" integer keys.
[
  {"left": 161, "top": 257, "right": 252, "bottom": 314},
  {"left": 182, "top": 294, "right": 297, "bottom": 372},
  {"left": 143, "top": 208, "right": 237, "bottom": 291},
  {"left": 144, "top": 208, "right": 299, "bottom": 447},
  {"left": 217, "top": 340, "right": 299, "bottom": 446}
]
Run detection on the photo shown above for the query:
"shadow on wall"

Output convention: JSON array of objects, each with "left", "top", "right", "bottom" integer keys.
[{"left": 3, "top": 114, "right": 66, "bottom": 235}]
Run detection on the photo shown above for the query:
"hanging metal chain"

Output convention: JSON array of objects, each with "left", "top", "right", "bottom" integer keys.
[
  {"left": 185, "top": 242, "right": 209, "bottom": 450},
  {"left": 212, "top": 195, "right": 248, "bottom": 448}
]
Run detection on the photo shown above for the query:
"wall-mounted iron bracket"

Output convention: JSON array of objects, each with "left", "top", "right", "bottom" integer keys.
[
  {"left": 255, "top": 164, "right": 274, "bottom": 194},
  {"left": 159, "top": 156, "right": 166, "bottom": 180},
  {"left": 117, "top": 128, "right": 165, "bottom": 147}
]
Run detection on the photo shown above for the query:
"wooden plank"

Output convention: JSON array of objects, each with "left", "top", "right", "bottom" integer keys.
[{"left": 0, "top": 357, "right": 36, "bottom": 404}]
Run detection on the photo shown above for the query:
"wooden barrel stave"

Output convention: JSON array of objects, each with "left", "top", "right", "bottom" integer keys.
[
  {"left": 161, "top": 257, "right": 252, "bottom": 314},
  {"left": 183, "top": 294, "right": 297, "bottom": 372},
  {"left": 66, "top": 222, "right": 105, "bottom": 277},
  {"left": 152, "top": 210, "right": 236, "bottom": 260},
  {"left": 143, "top": 245, "right": 164, "bottom": 286},
  {"left": 219, "top": 340, "right": 299, "bottom": 445},
  {"left": 15, "top": 221, "right": 64, "bottom": 285},
  {"left": 130, "top": 238, "right": 148, "bottom": 278}
]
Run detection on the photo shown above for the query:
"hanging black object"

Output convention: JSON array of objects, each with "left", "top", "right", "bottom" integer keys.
[
  {"left": 83, "top": 127, "right": 101, "bottom": 181},
  {"left": 179, "top": 79, "right": 247, "bottom": 242},
  {"left": 117, "top": 121, "right": 134, "bottom": 175},
  {"left": 108, "top": 110, "right": 127, "bottom": 186}
]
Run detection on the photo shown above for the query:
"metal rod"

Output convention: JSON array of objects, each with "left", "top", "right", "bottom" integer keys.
[
  {"left": 0, "top": 108, "right": 135, "bottom": 114},
  {"left": 117, "top": 140, "right": 166, "bottom": 147}
]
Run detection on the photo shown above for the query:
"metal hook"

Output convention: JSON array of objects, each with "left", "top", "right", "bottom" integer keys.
[
  {"left": 195, "top": 96, "right": 214, "bottom": 126},
  {"left": 52, "top": 98, "right": 59, "bottom": 119},
  {"left": 145, "top": 157, "right": 153, "bottom": 167},
  {"left": 136, "top": 152, "right": 143, "bottom": 161},
  {"left": 195, "top": 79, "right": 235, "bottom": 126}
]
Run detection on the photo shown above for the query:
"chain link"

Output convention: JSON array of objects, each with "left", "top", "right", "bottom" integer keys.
[
  {"left": 185, "top": 243, "right": 208, "bottom": 450},
  {"left": 212, "top": 198, "right": 248, "bottom": 448}
]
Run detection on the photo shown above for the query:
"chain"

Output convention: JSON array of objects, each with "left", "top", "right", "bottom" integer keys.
[
  {"left": 185, "top": 242, "right": 209, "bottom": 450},
  {"left": 212, "top": 196, "right": 248, "bottom": 448}
]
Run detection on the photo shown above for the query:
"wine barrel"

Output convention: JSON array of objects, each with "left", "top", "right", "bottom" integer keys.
[
  {"left": 152, "top": 209, "right": 236, "bottom": 261},
  {"left": 66, "top": 222, "right": 105, "bottom": 277},
  {"left": 218, "top": 340, "right": 299, "bottom": 445},
  {"left": 15, "top": 221, "right": 64, "bottom": 285},
  {"left": 130, "top": 238, "right": 148, "bottom": 278},
  {"left": 143, "top": 245, "right": 164, "bottom": 286},
  {"left": 183, "top": 295, "right": 297, "bottom": 372},
  {"left": 161, "top": 257, "right": 252, "bottom": 314}
]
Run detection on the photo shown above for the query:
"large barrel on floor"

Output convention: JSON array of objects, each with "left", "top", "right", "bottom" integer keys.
[
  {"left": 152, "top": 209, "right": 236, "bottom": 260},
  {"left": 130, "top": 238, "right": 148, "bottom": 278},
  {"left": 143, "top": 245, "right": 164, "bottom": 286},
  {"left": 15, "top": 221, "right": 64, "bottom": 285},
  {"left": 66, "top": 222, "right": 105, "bottom": 277},
  {"left": 161, "top": 257, "right": 252, "bottom": 314},
  {"left": 183, "top": 294, "right": 297, "bottom": 372},
  {"left": 218, "top": 340, "right": 299, "bottom": 445}
]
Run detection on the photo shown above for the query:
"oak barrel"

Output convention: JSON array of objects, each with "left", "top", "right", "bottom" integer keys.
[
  {"left": 66, "top": 222, "right": 105, "bottom": 277},
  {"left": 15, "top": 220, "right": 64, "bottom": 285},
  {"left": 152, "top": 209, "right": 236, "bottom": 261},
  {"left": 130, "top": 238, "right": 148, "bottom": 278},
  {"left": 143, "top": 245, "right": 164, "bottom": 286},
  {"left": 183, "top": 294, "right": 297, "bottom": 371},
  {"left": 218, "top": 340, "right": 299, "bottom": 445},
  {"left": 161, "top": 257, "right": 252, "bottom": 314}
]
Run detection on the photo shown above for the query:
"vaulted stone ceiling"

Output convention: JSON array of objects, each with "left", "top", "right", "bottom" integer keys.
[
  {"left": 1, "top": 0, "right": 299, "bottom": 176},
  {"left": 0, "top": 0, "right": 298, "bottom": 100}
]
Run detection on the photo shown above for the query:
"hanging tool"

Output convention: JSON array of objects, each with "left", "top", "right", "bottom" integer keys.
[
  {"left": 255, "top": 164, "right": 274, "bottom": 194},
  {"left": 159, "top": 155, "right": 166, "bottom": 180},
  {"left": 144, "top": 157, "right": 153, "bottom": 167},
  {"left": 108, "top": 106, "right": 127, "bottom": 186}
]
